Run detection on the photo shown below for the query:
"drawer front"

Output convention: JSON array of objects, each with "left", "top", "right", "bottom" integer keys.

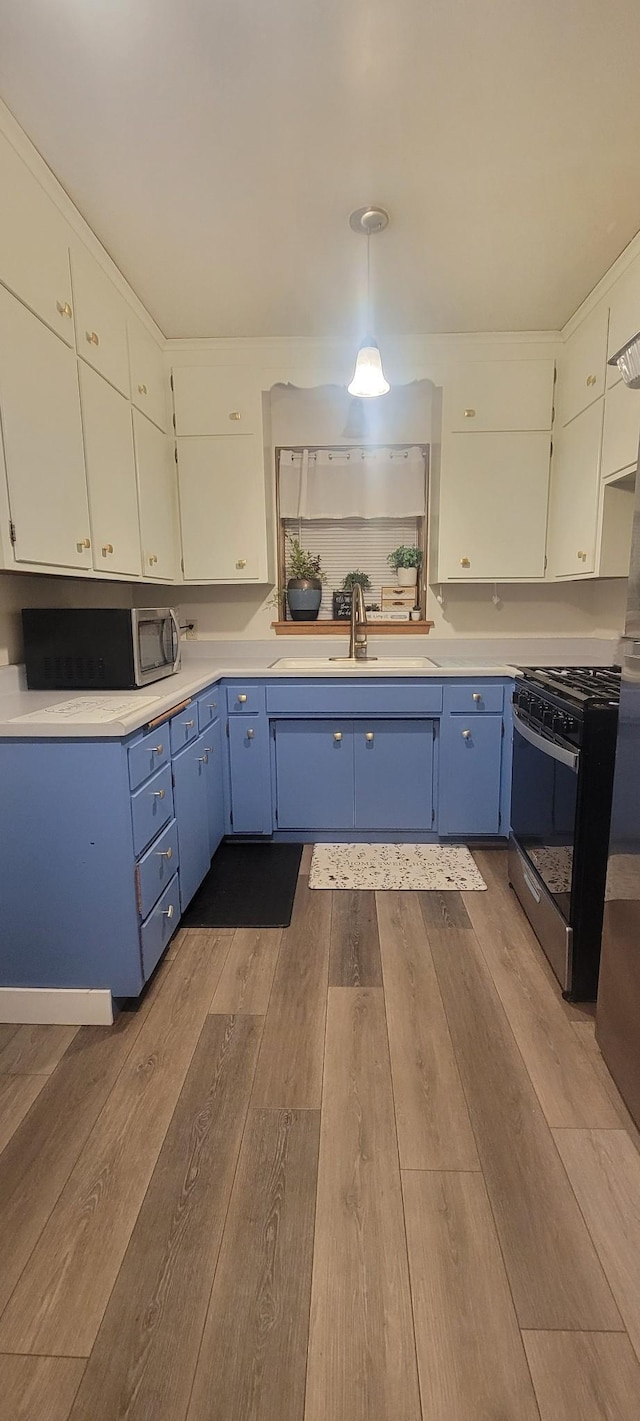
[
  {"left": 136, "top": 818, "right": 179, "bottom": 919},
  {"left": 128, "top": 726, "right": 171, "bottom": 791},
  {"left": 226, "top": 685, "right": 265, "bottom": 715},
  {"left": 443, "top": 683, "right": 504, "bottom": 714},
  {"left": 140, "top": 874, "right": 180, "bottom": 981},
  {"left": 170, "top": 704, "right": 199, "bottom": 754},
  {"left": 266, "top": 682, "right": 443, "bottom": 717},
  {"left": 131, "top": 763, "right": 174, "bottom": 857},
  {"left": 197, "top": 686, "right": 221, "bottom": 730}
]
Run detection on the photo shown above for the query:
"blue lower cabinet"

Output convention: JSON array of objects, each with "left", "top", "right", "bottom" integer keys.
[
  {"left": 140, "top": 874, "right": 180, "bottom": 981},
  {"left": 172, "top": 727, "right": 213, "bottom": 910},
  {"left": 354, "top": 720, "right": 435, "bottom": 830},
  {"left": 438, "top": 713, "right": 503, "bottom": 836},
  {"left": 274, "top": 720, "right": 354, "bottom": 830},
  {"left": 228, "top": 714, "right": 272, "bottom": 833},
  {"left": 201, "top": 716, "right": 225, "bottom": 855},
  {"left": 130, "top": 761, "right": 173, "bottom": 856},
  {"left": 135, "top": 818, "right": 179, "bottom": 920}
]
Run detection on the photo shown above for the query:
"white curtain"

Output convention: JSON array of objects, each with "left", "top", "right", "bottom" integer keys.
[{"left": 278, "top": 446, "right": 426, "bottom": 519}]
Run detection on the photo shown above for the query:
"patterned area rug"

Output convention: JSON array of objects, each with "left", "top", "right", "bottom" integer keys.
[{"left": 308, "top": 843, "right": 487, "bottom": 891}]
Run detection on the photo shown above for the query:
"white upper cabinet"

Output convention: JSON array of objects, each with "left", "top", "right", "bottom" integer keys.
[
  {"left": 547, "top": 398, "right": 604, "bottom": 577},
  {"left": 70, "top": 245, "right": 130, "bottom": 396},
  {"left": 0, "top": 132, "right": 75, "bottom": 347},
  {"left": 0, "top": 284, "right": 91, "bottom": 569},
  {"left": 435, "top": 431, "right": 550, "bottom": 581},
  {"left": 128, "top": 317, "right": 168, "bottom": 431},
  {"left": 607, "top": 259, "right": 640, "bottom": 381},
  {"left": 601, "top": 376, "right": 640, "bottom": 479},
  {"left": 78, "top": 362, "right": 141, "bottom": 577},
  {"left": 447, "top": 360, "right": 554, "bottom": 432},
  {"left": 173, "top": 366, "right": 262, "bottom": 435},
  {"left": 133, "top": 410, "right": 180, "bottom": 581},
  {"left": 177, "top": 436, "right": 269, "bottom": 581},
  {"left": 556, "top": 304, "right": 609, "bottom": 426}
]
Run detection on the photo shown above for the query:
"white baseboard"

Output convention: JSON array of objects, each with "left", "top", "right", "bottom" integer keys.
[{"left": 0, "top": 987, "right": 113, "bottom": 1025}]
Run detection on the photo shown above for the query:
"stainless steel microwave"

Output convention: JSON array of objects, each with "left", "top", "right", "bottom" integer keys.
[{"left": 22, "top": 607, "right": 181, "bottom": 690}]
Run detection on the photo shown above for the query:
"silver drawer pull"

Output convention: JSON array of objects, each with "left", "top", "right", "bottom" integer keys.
[
  {"left": 152, "top": 788, "right": 166, "bottom": 799},
  {"left": 462, "top": 729, "right": 472, "bottom": 739},
  {"left": 163, "top": 903, "right": 175, "bottom": 920},
  {"left": 156, "top": 847, "right": 173, "bottom": 859},
  {"left": 246, "top": 728, "right": 254, "bottom": 739},
  {"left": 153, "top": 743, "right": 163, "bottom": 754},
  {"left": 472, "top": 693, "right": 482, "bottom": 703},
  {"left": 208, "top": 701, "right": 217, "bottom": 710},
  {"left": 204, "top": 747, "right": 213, "bottom": 754},
  {"left": 197, "top": 753, "right": 209, "bottom": 763},
  {"left": 185, "top": 719, "right": 195, "bottom": 728}
]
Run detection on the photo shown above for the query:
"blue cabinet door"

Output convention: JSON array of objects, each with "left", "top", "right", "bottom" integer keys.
[
  {"left": 228, "top": 715, "right": 272, "bottom": 834},
  {"left": 354, "top": 720, "right": 435, "bottom": 830},
  {"left": 439, "top": 714, "right": 503, "bottom": 836},
  {"left": 201, "top": 716, "right": 225, "bottom": 856},
  {"left": 274, "top": 720, "right": 354, "bottom": 829},
  {"left": 172, "top": 727, "right": 212, "bottom": 910}
]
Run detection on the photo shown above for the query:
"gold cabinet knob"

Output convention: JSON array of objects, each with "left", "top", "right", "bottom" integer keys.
[
  {"left": 56, "top": 300, "right": 72, "bottom": 317},
  {"left": 333, "top": 731, "right": 342, "bottom": 742},
  {"left": 153, "top": 788, "right": 166, "bottom": 799},
  {"left": 156, "top": 846, "right": 172, "bottom": 859},
  {"left": 460, "top": 557, "right": 471, "bottom": 568},
  {"left": 472, "top": 692, "right": 482, "bottom": 702},
  {"left": 462, "top": 729, "right": 472, "bottom": 739},
  {"left": 86, "top": 330, "right": 100, "bottom": 346},
  {"left": 577, "top": 550, "right": 587, "bottom": 560},
  {"left": 365, "top": 731, "right": 374, "bottom": 742},
  {"left": 163, "top": 903, "right": 175, "bottom": 920},
  {"left": 246, "top": 728, "right": 255, "bottom": 740},
  {"left": 148, "top": 553, "right": 158, "bottom": 566},
  {"left": 153, "top": 743, "right": 163, "bottom": 754},
  {"left": 76, "top": 537, "right": 91, "bottom": 551},
  {"left": 229, "top": 410, "right": 242, "bottom": 421},
  {"left": 586, "top": 374, "right": 597, "bottom": 387},
  {"left": 236, "top": 558, "right": 247, "bottom": 569},
  {"left": 237, "top": 694, "right": 248, "bottom": 703},
  {"left": 138, "top": 383, "right": 148, "bottom": 395},
  {"left": 463, "top": 408, "right": 476, "bottom": 418},
  {"left": 101, "top": 543, "right": 114, "bottom": 557}
]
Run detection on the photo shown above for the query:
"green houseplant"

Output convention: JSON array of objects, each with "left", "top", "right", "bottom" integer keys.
[
  {"left": 387, "top": 544, "right": 423, "bottom": 587},
  {"left": 341, "top": 569, "right": 371, "bottom": 592},
  {"left": 285, "top": 536, "right": 326, "bottom": 621}
]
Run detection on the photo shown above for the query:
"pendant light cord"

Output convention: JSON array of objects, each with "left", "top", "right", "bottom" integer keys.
[{"left": 366, "top": 231, "right": 371, "bottom": 334}]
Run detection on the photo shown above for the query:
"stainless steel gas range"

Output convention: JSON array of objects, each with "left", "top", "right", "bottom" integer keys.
[{"left": 509, "top": 666, "right": 621, "bottom": 1001}]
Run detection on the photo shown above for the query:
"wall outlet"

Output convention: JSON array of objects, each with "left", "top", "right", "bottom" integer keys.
[{"left": 185, "top": 620, "right": 198, "bottom": 640}]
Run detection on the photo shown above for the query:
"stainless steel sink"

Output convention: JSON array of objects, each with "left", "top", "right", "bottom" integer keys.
[{"left": 270, "top": 657, "right": 436, "bottom": 670}]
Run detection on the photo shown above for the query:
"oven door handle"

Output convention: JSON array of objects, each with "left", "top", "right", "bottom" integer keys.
[{"left": 513, "top": 707, "right": 579, "bottom": 772}]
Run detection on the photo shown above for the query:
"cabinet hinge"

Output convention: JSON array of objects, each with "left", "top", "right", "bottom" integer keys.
[
  {"left": 172, "top": 413, "right": 176, "bottom": 432},
  {"left": 174, "top": 446, "right": 178, "bottom": 463},
  {"left": 553, "top": 365, "right": 558, "bottom": 384},
  {"left": 170, "top": 372, "right": 174, "bottom": 391},
  {"left": 180, "top": 556, "right": 185, "bottom": 574},
  {"left": 544, "top": 554, "right": 548, "bottom": 572},
  {"left": 274, "top": 806, "right": 278, "bottom": 826},
  {"left": 226, "top": 719, "right": 230, "bottom": 737},
  {"left": 498, "top": 810, "right": 502, "bottom": 828},
  {"left": 9, "top": 520, "right": 16, "bottom": 546},
  {"left": 550, "top": 438, "right": 553, "bottom": 457},
  {"left": 431, "top": 804, "right": 436, "bottom": 825},
  {"left": 229, "top": 809, "right": 233, "bottom": 827}
]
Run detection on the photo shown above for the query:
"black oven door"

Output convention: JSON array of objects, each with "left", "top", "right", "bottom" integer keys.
[{"left": 511, "top": 709, "right": 580, "bottom": 923}]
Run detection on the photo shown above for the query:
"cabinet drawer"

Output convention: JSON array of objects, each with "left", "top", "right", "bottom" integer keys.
[
  {"left": 197, "top": 687, "right": 221, "bottom": 730},
  {"left": 226, "top": 685, "right": 265, "bottom": 714},
  {"left": 136, "top": 818, "right": 179, "bottom": 919},
  {"left": 131, "top": 763, "right": 173, "bottom": 856},
  {"left": 266, "top": 682, "right": 443, "bottom": 716},
  {"left": 443, "top": 684, "right": 504, "bottom": 714},
  {"left": 170, "top": 704, "right": 199, "bottom": 754},
  {"left": 140, "top": 874, "right": 180, "bottom": 981},
  {"left": 128, "top": 726, "right": 171, "bottom": 791}
]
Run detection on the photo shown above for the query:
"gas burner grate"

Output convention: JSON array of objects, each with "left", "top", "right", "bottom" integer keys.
[{"left": 518, "top": 666, "right": 621, "bottom": 706}]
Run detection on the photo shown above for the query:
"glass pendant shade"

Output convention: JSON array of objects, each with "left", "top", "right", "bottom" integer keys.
[{"left": 347, "top": 339, "right": 390, "bottom": 398}]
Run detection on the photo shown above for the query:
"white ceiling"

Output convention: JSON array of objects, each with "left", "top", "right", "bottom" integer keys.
[{"left": 1, "top": 1, "right": 640, "bottom": 340}]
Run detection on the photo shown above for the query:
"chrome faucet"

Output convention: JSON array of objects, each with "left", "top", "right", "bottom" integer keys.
[{"left": 330, "top": 583, "right": 376, "bottom": 663}]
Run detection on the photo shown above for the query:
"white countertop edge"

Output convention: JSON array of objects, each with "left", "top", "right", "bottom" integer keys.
[{"left": 0, "top": 660, "right": 519, "bottom": 738}]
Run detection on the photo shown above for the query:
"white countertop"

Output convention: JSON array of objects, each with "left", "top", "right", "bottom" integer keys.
[{"left": 0, "top": 635, "right": 617, "bottom": 739}]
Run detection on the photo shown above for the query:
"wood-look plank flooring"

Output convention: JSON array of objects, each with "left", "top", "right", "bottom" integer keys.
[{"left": 1, "top": 850, "right": 640, "bottom": 1419}]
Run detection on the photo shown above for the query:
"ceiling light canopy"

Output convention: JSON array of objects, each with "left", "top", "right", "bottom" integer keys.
[{"left": 347, "top": 206, "right": 390, "bottom": 399}]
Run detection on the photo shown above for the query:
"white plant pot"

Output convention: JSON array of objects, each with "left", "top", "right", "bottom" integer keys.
[{"left": 397, "top": 566, "right": 418, "bottom": 586}]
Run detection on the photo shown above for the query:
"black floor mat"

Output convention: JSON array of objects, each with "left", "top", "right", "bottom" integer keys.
[{"left": 180, "top": 841, "right": 304, "bottom": 928}]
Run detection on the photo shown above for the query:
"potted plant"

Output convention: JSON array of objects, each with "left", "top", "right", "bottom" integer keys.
[
  {"left": 341, "top": 569, "right": 371, "bottom": 593},
  {"left": 285, "top": 536, "right": 326, "bottom": 621},
  {"left": 333, "top": 569, "right": 371, "bottom": 619},
  {"left": 387, "top": 544, "right": 423, "bottom": 587}
]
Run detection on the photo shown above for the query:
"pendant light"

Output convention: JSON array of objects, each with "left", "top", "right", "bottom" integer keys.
[{"left": 348, "top": 206, "right": 390, "bottom": 398}]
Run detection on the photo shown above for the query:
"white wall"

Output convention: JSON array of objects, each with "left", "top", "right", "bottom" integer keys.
[{"left": 0, "top": 571, "right": 134, "bottom": 666}]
